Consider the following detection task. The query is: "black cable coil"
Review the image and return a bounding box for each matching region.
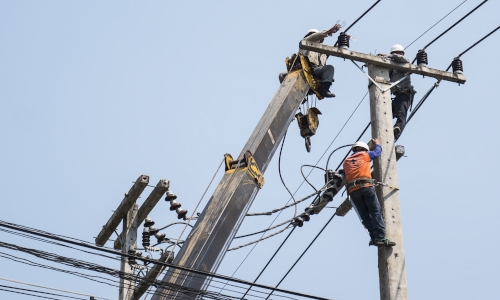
[416,49,428,66]
[337,32,349,49]
[452,57,463,73]
[142,231,150,247]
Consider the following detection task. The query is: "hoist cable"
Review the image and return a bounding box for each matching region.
[405,0,467,50]
[166,157,225,263]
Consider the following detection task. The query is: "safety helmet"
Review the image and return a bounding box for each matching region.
[390,44,405,54]
[352,141,369,151]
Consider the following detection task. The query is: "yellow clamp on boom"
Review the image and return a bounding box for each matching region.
[224,151,265,189]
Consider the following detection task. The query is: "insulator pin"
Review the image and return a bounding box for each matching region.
[416,49,428,67]
[337,32,349,49]
[452,57,463,74]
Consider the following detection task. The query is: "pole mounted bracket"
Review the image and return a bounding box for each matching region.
[224,151,265,189]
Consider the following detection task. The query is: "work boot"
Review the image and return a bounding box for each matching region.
[374,238,396,247]
[369,240,375,246]
[318,82,335,98]
[393,126,401,139]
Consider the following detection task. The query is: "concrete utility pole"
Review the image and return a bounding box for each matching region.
[368,65,407,300]
[119,204,138,300]
[298,40,466,300]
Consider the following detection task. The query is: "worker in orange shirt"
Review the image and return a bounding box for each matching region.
[343,138,396,247]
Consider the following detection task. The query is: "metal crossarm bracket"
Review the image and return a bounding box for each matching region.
[351,60,407,93]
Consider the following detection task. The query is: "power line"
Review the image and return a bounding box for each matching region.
[0,287,71,300]
[0,276,115,300]
[457,24,500,57]
[408,24,500,123]
[405,0,468,49]
[0,220,333,300]
[411,0,488,63]
[265,213,338,300]
[0,284,87,300]
[344,0,381,33]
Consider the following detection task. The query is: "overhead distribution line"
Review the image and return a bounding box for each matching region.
[240,227,296,300]
[0,284,86,300]
[422,0,487,50]
[411,0,488,63]
[408,24,500,123]
[457,24,500,57]
[344,0,381,33]
[0,220,334,300]
[0,277,115,300]
[405,0,467,49]
[265,213,338,300]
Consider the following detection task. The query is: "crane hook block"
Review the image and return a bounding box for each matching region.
[224,151,265,189]
[295,107,322,138]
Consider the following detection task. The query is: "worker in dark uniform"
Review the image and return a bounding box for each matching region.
[377,44,416,140]
[343,139,396,247]
[279,23,342,98]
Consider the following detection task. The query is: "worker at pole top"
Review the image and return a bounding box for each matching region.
[343,139,396,247]
[298,24,341,98]
[377,44,416,140]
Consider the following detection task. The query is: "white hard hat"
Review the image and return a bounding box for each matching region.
[308,29,320,34]
[352,141,369,151]
[390,44,405,54]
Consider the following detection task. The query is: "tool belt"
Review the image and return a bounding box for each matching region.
[346,177,374,191]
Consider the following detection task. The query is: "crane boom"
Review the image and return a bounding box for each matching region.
[150,70,310,300]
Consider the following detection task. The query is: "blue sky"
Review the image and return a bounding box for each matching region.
[1,1,499,299]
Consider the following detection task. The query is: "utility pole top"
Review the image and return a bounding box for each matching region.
[299,40,466,84]
[95,175,149,246]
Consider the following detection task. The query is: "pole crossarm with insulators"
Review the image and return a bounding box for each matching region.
[151,70,310,300]
[299,40,466,84]
[114,179,170,249]
[95,175,149,247]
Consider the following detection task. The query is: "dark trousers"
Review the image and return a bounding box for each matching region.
[350,186,385,240]
[391,92,413,135]
[313,65,334,83]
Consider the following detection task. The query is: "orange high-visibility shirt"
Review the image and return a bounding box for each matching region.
[343,145,381,193]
